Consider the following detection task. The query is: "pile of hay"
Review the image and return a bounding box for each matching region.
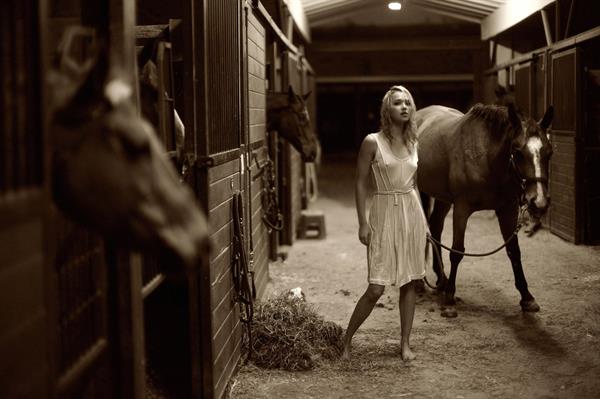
[244,292,344,371]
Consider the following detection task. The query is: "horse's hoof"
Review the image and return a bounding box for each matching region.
[520,299,540,312]
[441,307,458,318]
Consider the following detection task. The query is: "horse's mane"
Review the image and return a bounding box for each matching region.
[462,103,514,139]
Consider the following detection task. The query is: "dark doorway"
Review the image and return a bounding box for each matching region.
[316,81,473,155]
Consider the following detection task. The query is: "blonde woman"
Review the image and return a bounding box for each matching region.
[342,85,429,361]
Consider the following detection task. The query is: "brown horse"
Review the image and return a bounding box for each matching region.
[416,103,553,317]
[50,27,209,270]
[267,86,318,162]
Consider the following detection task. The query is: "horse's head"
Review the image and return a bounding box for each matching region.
[508,104,554,216]
[50,28,209,271]
[139,58,160,127]
[267,86,318,162]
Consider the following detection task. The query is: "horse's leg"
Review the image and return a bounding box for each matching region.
[429,200,452,290]
[441,203,471,318]
[495,205,540,312]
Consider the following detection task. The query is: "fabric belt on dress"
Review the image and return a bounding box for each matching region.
[375,188,414,206]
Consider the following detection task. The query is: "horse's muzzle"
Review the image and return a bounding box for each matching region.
[529,196,550,216]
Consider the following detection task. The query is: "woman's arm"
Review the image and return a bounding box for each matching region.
[355,135,376,245]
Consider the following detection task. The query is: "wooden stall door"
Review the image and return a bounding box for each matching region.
[583,66,600,243]
[43,1,145,398]
[134,20,201,399]
[549,48,582,243]
[0,1,47,398]
[514,61,534,117]
[203,1,245,398]
[279,50,303,245]
[300,58,316,209]
[266,41,282,260]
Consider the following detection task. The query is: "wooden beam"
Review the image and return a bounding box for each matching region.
[304,0,365,16]
[311,36,482,52]
[309,0,387,27]
[416,0,489,18]
[483,25,600,75]
[564,0,576,39]
[540,9,553,45]
[316,74,474,83]
[481,0,555,40]
[411,3,481,24]
[254,1,298,54]
[282,0,311,41]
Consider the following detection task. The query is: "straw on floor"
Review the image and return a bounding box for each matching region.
[244,292,344,371]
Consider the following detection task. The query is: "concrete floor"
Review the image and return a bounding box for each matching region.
[230,156,600,399]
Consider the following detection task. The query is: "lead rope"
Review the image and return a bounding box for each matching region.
[422,204,528,290]
[232,192,255,360]
[251,152,283,232]
[422,151,532,290]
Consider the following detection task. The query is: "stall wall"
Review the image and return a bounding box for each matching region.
[247,8,270,299]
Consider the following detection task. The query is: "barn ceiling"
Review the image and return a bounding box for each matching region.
[301,0,507,27]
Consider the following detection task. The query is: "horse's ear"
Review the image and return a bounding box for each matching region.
[495,85,507,98]
[507,103,521,132]
[140,60,159,90]
[302,91,312,101]
[288,85,300,104]
[539,106,554,130]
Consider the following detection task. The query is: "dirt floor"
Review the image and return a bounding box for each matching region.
[229,156,600,399]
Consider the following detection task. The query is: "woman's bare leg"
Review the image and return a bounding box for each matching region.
[399,280,417,361]
[342,284,385,359]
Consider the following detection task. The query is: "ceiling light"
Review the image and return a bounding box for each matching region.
[388,2,402,11]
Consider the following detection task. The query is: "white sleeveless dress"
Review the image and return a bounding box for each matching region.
[367,132,430,287]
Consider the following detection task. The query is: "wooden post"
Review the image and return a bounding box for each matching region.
[541,9,553,45]
[105,1,145,397]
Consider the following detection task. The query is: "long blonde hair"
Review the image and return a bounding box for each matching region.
[379,85,418,152]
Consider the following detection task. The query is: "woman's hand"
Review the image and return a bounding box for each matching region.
[358,223,371,246]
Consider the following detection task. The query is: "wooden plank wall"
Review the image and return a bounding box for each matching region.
[207,157,242,399]
[247,8,270,299]
[207,8,271,398]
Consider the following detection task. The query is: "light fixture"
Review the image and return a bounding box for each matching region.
[388,2,402,11]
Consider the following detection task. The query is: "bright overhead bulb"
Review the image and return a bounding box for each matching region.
[388,2,402,11]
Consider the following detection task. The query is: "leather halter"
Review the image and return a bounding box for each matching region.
[509,151,548,207]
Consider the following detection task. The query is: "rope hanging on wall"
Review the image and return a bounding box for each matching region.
[232,191,256,359]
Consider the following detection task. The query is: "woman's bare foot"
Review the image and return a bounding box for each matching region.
[401,342,416,361]
[341,345,351,361]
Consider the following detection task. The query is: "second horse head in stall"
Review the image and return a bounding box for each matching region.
[267,86,318,162]
[49,27,209,271]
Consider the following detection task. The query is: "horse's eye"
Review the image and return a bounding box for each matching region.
[513,150,524,161]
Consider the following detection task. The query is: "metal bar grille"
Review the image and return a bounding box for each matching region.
[55,219,106,375]
[0,0,42,194]
[206,0,241,155]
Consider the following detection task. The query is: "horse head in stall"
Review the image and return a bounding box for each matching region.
[49,27,209,271]
[416,102,553,317]
[267,86,318,162]
[137,23,186,167]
